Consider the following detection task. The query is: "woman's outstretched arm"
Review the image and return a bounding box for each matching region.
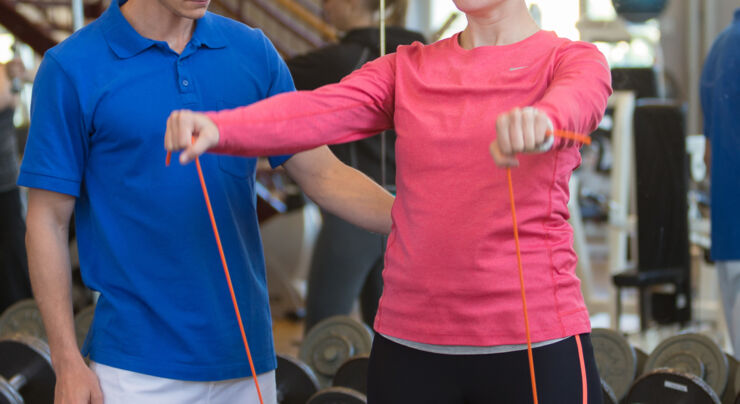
[165,54,397,163]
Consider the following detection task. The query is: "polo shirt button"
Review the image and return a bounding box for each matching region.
[182,79,189,87]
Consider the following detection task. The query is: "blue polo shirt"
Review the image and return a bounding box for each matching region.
[701,9,740,261]
[19,0,294,380]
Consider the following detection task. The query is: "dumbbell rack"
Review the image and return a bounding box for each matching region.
[0,335,55,404]
[594,328,740,404]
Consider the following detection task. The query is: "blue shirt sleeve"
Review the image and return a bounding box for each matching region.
[18,54,89,197]
[261,34,296,169]
[701,27,740,141]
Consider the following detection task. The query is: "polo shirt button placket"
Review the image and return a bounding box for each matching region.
[177,58,198,107]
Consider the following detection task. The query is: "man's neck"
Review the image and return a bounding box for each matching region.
[459,0,539,49]
[120,0,195,54]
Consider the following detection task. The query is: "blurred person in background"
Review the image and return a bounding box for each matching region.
[287,0,425,333]
[701,8,740,359]
[0,52,33,313]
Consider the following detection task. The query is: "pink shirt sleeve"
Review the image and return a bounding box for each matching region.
[532,42,612,148]
[207,54,397,157]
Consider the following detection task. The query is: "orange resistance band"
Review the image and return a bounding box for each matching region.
[576,334,588,404]
[548,129,592,145]
[166,151,265,404]
[506,131,591,404]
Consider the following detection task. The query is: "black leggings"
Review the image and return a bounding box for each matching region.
[367,333,602,404]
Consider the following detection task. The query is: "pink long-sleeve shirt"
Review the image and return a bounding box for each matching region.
[208,30,612,346]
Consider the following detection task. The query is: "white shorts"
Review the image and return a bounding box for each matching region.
[91,362,277,404]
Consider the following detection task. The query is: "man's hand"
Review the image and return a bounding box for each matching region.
[164,110,220,164]
[490,107,553,167]
[53,355,103,404]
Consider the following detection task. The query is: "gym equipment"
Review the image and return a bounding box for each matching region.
[307,387,367,404]
[0,335,55,404]
[591,328,638,400]
[611,67,660,99]
[611,0,669,23]
[333,355,369,395]
[299,316,373,387]
[653,350,706,379]
[736,359,740,397]
[643,333,729,396]
[74,304,95,348]
[723,355,739,404]
[625,369,721,404]
[635,346,649,375]
[0,300,46,341]
[612,101,691,331]
[276,354,320,404]
[601,378,618,404]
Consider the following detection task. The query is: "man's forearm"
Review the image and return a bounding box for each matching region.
[285,147,394,234]
[309,167,394,234]
[26,196,81,367]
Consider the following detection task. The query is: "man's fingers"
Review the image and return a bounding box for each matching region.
[90,385,104,404]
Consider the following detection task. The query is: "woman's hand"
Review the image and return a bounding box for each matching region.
[164,110,220,164]
[490,107,553,167]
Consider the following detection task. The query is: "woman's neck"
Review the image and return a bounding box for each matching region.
[458,1,539,49]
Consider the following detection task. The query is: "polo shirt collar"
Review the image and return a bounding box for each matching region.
[192,11,227,50]
[102,0,226,59]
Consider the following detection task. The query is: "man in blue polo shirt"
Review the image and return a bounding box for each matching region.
[20,0,393,402]
[701,9,740,359]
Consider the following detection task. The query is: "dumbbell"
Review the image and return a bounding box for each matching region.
[1,300,95,348]
[299,316,373,387]
[276,354,320,404]
[333,355,369,395]
[719,355,739,404]
[625,368,721,404]
[591,328,643,401]
[0,300,46,341]
[642,333,729,398]
[0,335,55,404]
[307,387,367,404]
[601,378,618,404]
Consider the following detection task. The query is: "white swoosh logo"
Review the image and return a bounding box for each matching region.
[509,66,528,71]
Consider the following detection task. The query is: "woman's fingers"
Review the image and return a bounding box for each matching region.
[492,107,553,167]
[490,141,519,168]
[164,110,221,164]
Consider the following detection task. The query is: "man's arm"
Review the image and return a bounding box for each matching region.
[283,146,394,235]
[26,188,102,404]
[0,64,16,110]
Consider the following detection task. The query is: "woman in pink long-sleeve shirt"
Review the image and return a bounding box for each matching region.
[166,0,612,402]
